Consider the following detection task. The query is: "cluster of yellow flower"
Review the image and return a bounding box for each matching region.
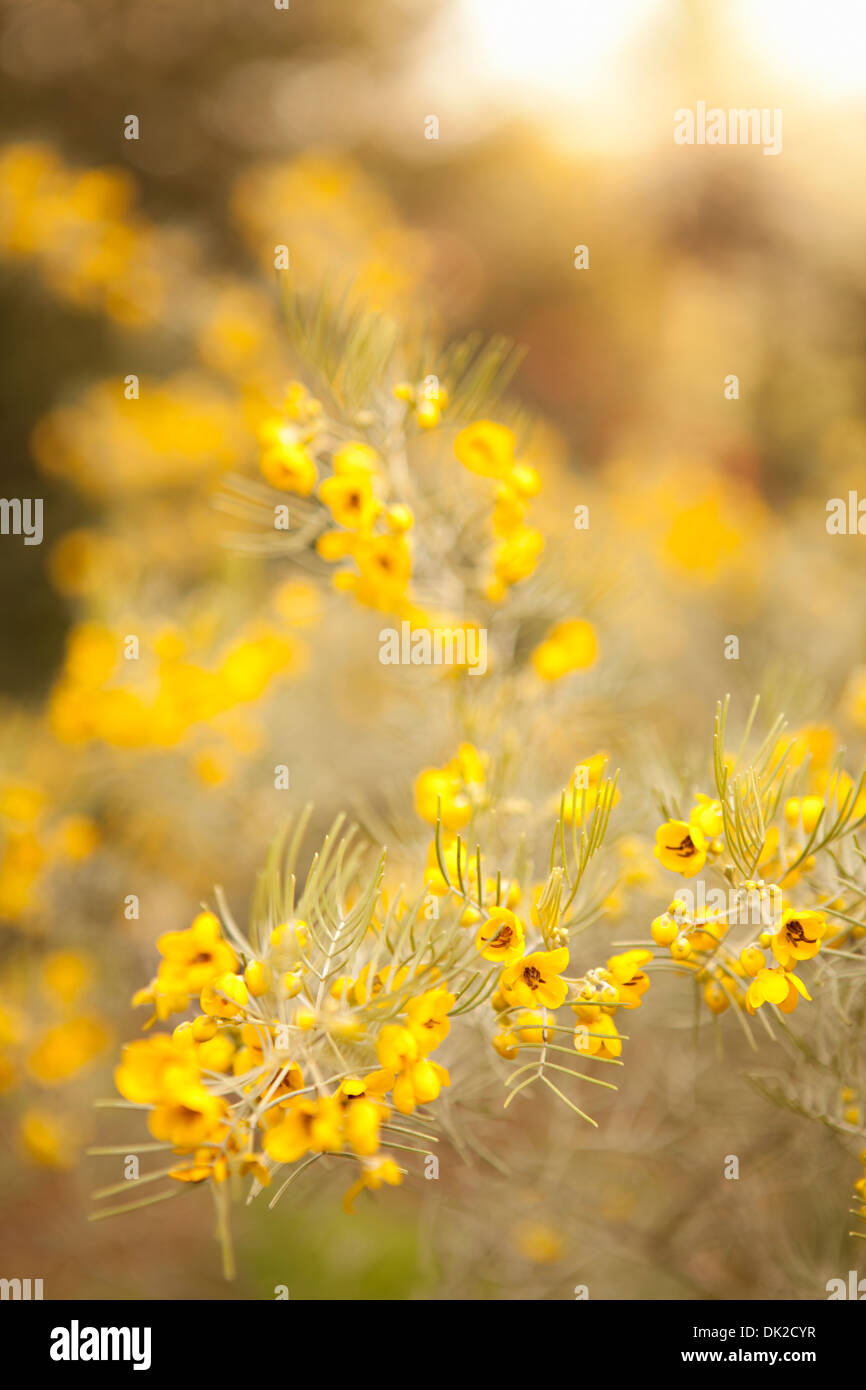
[0,143,180,325]
[255,384,551,621]
[452,420,543,602]
[257,381,416,614]
[0,949,110,1168]
[493,947,651,1068]
[231,153,429,318]
[651,887,825,1018]
[105,730,649,1263]
[650,714,866,1027]
[113,907,460,1225]
[49,621,299,750]
[413,747,649,1113]
[33,376,246,499]
[0,779,99,922]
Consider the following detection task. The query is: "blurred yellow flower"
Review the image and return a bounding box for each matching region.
[19,1110,76,1169]
[455,420,515,479]
[532,618,598,680]
[261,441,318,495]
[27,1016,110,1084]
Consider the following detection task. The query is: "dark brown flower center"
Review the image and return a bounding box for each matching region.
[786,920,815,944]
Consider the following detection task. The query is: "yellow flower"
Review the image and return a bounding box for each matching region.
[493,525,544,587]
[414,742,485,828]
[149,1081,227,1147]
[348,534,412,607]
[514,1010,550,1044]
[156,912,238,995]
[196,1033,236,1072]
[689,794,724,839]
[199,972,249,1019]
[423,835,480,896]
[475,907,525,965]
[260,437,318,494]
[561,753,618,825]
[532,619,598,681]
[651,911,678,946]
[745,967,812,1014]
[572,1004,623,1059]
[19,1109,76,1169]
[603,949,652,1008]
[416,382,448,428]
[54,814,100,861]
[243,960,273,997]
[415,768,470,830]
[703,978,731,1014]
[338,1081,389,1157]
[27,1016,110,1084]
[653,819,707,877]
[376,1024,419,1073]
[514,1221,564,1263]
[0,781,45,823]
[263,1095,343,1163]
[280,380,321,422]
[455,741,486,785]
[739,945,766,977]
[316,529,356,562]
[385,503,414,533]
[493,1028,519,1059]
[454,420,515,478]
[510,462,542,498]
[40,950,92,1005]
[170,1145,267,1186]
[132,978,190,1027]
[784,796,824,834]
[669,935,694,962]
[500,948,569,1010]
[238,1042,303,1102]
[405,988,455,1053]
[770,908,825,969]
[492,485,527,537]
[114,1033,198,1103]
[332,441,378,475]
[392,1058,450,1115]
[350,961,410,1007]
[342,1157,403,1213]
[319,472,379,531]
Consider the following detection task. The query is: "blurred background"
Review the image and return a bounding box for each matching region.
[2,0,866,1299]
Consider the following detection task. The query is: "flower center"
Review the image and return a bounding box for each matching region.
[786,920,814,944]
